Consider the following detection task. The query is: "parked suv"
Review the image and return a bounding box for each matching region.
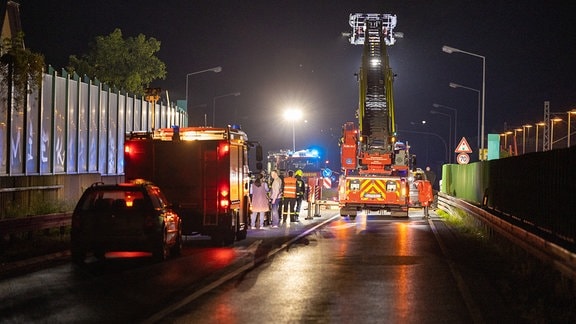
[71,180,182,264]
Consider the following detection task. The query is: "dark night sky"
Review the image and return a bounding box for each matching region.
[17,0,576,172]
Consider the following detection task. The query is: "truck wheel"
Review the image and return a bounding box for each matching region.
[223,228,236,245]
[236,214,247,240]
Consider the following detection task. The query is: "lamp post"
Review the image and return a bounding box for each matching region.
[550,117,562,149]
[283,108,303,151]
[443,46,486,160]
[567,110,576,147]
[501,131,513,152]
[513,128,523,156]
[430,109,452,163]
[522,124,532,154]
[212,92,241,127]
[185,66,222,112]
[449,82,481,149]
[535,122,545,152]
[432,103,457,154]
[399,129,448,163]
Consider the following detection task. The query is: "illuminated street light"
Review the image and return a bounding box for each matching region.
[535,122,545,152]
[501,130,513,152]
[513,128,523,156]
[550,117,562,149]
[283,108,303,151]
[522,124,532,154]
[449,82,480,149]
[185,66,222,112]
[431,109,452,163]
[567,110,576,147]
[443,45,486,160]
[212,92,241,126]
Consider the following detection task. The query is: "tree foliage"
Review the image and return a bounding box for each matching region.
[67,28,166,95]
[0,32,45,111]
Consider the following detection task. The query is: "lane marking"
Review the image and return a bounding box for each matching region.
[143,213,340,323]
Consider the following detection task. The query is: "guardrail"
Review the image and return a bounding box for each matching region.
[437,192,576,282]
[0,213,71,236]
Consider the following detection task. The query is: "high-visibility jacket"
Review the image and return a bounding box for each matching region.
[283,176,297,198]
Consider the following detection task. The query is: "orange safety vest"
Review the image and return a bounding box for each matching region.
[283,176,297,198]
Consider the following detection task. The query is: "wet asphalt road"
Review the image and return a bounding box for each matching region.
[0,207,516,323]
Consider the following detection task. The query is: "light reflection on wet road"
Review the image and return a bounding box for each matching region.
[166,211,474,323]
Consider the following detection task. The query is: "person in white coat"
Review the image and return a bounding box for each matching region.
[250,173,269,229]
[269,170,282,228]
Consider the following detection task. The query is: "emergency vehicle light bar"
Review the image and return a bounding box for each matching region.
[151,127,248,142]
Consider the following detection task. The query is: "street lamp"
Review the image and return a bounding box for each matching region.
[185,66,222,112]
[212,92,241,127]
[501,131,513,152]
[449,82,481,149]
[513,128,523,156]
[432,103,457,154]
[550,117,562,149]
[567,110,576,147]
[399,129,448,163]
[522,124,532,154]
[535,122,545,152]
[443,45,486,160]
[431,109,452,163]
[283,108,303,151]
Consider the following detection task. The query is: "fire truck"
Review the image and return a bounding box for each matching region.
[267,149,322,180]
[124,126,262,245]
[339,13,433,218]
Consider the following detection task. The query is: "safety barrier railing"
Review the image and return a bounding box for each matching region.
[438,192,576,282]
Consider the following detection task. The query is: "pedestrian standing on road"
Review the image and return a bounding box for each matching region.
[269,170,282,228]
[294,169,306,219]
[250,173,269,229]
[282,170,298,222]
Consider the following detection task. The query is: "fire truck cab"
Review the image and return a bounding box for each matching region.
[124,126,262,245]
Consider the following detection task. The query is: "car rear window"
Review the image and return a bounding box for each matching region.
[78,188,146,211]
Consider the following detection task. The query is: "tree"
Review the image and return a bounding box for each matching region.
[67,28,166,95]
[0,32,45,111]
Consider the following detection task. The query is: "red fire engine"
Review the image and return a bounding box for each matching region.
[124,126,262,245]
[339,13,433,218]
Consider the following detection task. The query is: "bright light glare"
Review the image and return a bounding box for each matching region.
[283,108,303,121]
[370,58,381,66]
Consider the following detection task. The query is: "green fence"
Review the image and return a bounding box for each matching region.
[441,146,576,251]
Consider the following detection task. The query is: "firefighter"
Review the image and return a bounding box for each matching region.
[294,169,306,217]
[282,170,298,222]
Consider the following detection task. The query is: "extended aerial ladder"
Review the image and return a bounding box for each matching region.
[339,13,432,217]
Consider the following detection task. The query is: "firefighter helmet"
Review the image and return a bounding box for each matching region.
[294,169,303,177]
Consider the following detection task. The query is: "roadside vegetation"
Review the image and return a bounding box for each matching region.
[0,198,73,265]
[437,208,576,323]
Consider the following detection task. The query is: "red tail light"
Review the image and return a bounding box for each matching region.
[218,142,230,158]
[219,187,229,208]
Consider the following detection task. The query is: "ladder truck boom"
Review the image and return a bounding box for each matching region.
[339,13,433,218]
